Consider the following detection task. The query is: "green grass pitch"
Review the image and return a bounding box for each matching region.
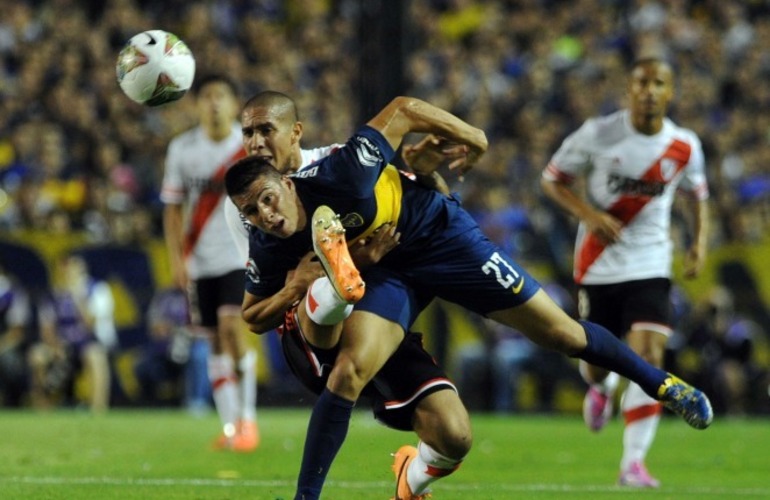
[1,408,768,499]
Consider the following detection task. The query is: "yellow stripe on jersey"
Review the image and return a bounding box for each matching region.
[355,164,403,242]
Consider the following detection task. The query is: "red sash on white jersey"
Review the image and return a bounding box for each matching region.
[575,139,691,283]
[183,147,247,258]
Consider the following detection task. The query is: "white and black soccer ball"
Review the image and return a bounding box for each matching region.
[116,30,196,107]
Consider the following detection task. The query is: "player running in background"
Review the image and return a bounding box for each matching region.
[225,95,713,500]
[541,57,710,487]
[161,74,258,452]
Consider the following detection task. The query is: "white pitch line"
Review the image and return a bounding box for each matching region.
[3,476,770,496]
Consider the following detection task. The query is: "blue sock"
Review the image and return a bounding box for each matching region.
[577,320,668,397]
[295,389,355,500]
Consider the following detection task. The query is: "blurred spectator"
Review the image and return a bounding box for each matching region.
[0,262,32,406]
[0,0,766,245]
[134,287,211,414]
[0,0,769,413]
[27,253,116,412]
[687,286,767,416]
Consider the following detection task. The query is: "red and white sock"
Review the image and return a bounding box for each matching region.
[208,353,241,437]
[305,277,353,326]
[407,441,463,495]
[238,349,257,423]
[620,381,661,470]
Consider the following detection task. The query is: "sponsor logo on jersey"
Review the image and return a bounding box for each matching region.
[184,176,225,192]
[354,136,380,167]
[292,165,319,179]
[607,173,665,197]
[246,258,260,284]
[238,211,253,230]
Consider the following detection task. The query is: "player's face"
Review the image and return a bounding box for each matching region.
[197,82,238,126]
[231,175,302,238]
[628,61,674,121]
[241,105,302,173]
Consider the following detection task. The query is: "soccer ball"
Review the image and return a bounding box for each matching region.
[116,30,196,107]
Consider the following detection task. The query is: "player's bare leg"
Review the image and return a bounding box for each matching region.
[391,390,471,499]
[486,290,712,430]
[616,328,668,487]
[220,309,259,453]
[207,324,241,451]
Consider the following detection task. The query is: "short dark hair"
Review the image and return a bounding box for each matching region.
[192,73,239,97]
[242,91,299,121]
[225,156,283,197]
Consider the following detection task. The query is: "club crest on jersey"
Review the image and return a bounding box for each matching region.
[660,158,677,180]
[246,258,261,284]
[354,136,380,167]
[339,212,365,228]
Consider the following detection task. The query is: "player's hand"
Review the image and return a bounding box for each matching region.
[287,252,325,289]
[683,244,706,279]
[403,135,470,175]
[171,261,190,292]
[350,223,400,268]
[448,143,484,180]
[585,210,622,244]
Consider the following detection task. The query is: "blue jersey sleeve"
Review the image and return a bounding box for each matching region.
[304,126,395,199]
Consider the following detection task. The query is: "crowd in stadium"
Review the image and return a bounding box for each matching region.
[1,0,769,414]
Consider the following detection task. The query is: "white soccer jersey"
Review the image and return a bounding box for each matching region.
[224,144,343,262]
[161,123,247,280]
[543,109,709,285]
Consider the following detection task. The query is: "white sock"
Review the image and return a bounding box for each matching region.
[207,353,241,436]
[620,381,661,470]
[238,350,257,422]
[579,362,620,394]
[407,441,463,495]
[305,277,353,325]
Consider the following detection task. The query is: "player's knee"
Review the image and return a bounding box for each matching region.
[426,415,472,460]
[416,395,473,459]
[443,417,473,459]
[327,353,374,400]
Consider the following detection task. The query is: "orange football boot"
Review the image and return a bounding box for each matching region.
[311,205,365,303]
[391,445,431,500]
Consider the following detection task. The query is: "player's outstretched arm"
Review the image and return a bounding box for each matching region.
[368,97,487,176]
[402,134,460,191]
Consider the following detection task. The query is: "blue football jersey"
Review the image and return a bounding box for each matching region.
[245,126,460,297]
[245,125,541,328]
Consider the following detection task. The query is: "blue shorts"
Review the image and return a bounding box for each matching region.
[356,209,542,331]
